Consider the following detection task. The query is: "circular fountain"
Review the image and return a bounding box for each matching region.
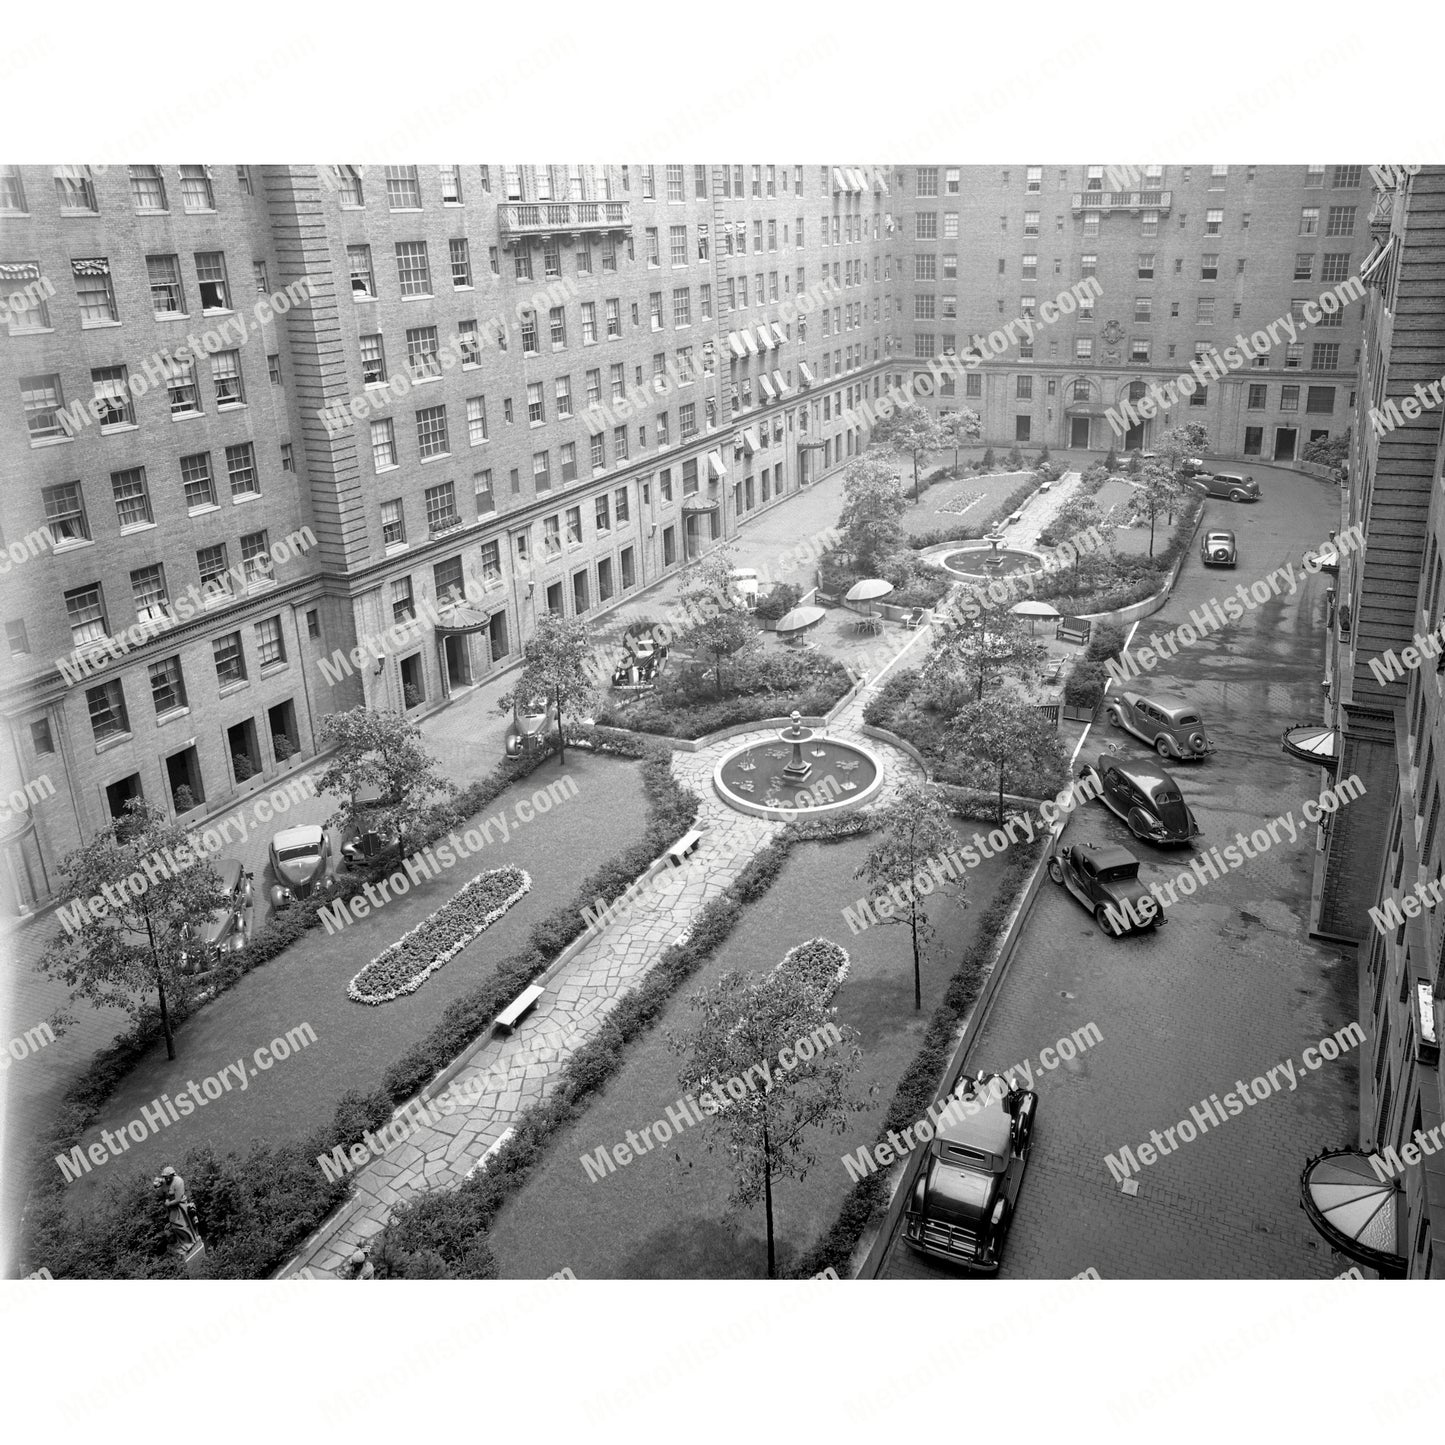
[938,545,1041,581]
[713,711,884,820]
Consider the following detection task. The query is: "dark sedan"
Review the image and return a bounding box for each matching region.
[180,857,254,973]
[1078,752,1202,847]
[1048,841,1164,935]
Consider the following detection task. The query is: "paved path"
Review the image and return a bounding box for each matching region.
[287,652,927,1276]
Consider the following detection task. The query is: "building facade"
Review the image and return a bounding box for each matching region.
[0,161,893,914]
[891,164,1366,460]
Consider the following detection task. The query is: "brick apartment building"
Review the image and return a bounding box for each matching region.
[0,162,896,915]
[890,164,1366,459]
[1309,166,1445,1277]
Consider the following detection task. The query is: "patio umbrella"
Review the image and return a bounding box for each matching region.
[1011,599,1061,635]
[774,605,827,646]
[845,578,895,603]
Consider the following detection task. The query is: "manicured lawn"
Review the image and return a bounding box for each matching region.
[901,470,1033,539]
[60,752,649,1210]
[484,827,1015,1278]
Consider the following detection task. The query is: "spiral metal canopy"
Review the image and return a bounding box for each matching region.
[1282,723,1338,771]
[1299,1149,1407,1277]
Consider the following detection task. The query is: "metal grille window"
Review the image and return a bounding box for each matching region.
[255,617,285,668]
[1326,206,1356,237]
[1321,253,1351,284]
[424,479,459,532]
[1312,343,1341,371]
[195,252,230,310]
[385,166,421,208]
[91,366,134,426]
[1332,165,1362,189]
[450,237,472,288]
[131,564,168,620]
[111,467,152,528]
[360,334,386,384]
[416,404,449,455]
[150,656,188,714]
[197,544,231,596]
[406,326,442,378]
[916,167,939,197]
[65,583,107,645]
[166,358,200,416]
[181,453,215,509]
[226,442,259,497]
[381,498,405,545]
[87,680,128,741]
[212,632,246,685]
[916,295,936,319]
[395,242,432,295]
[72,258,117,324]
[54,165,98,210]
[371,419,397,470]
[212,350,244,406]
[467,395,488,444]
[348,245,375,297]
[129,165,167,211]
[179,165,214,211]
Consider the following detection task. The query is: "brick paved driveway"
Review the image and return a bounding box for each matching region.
[881,464,1360,1279]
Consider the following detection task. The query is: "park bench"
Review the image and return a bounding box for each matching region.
[665,830,703,867]
[493,984,545,1032]
[1056,616,1091,645]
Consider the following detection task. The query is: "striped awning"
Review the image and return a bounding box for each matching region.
[728,332,747,358]
[832,166,848,192]
[773,369,789,396]
[707,449,727,479]
[741,329,759,355]
[798,362,815,387]
[741,427,760,454]
[758,373,777,401]
[755,325,774,350]
[1282,723,1338,770]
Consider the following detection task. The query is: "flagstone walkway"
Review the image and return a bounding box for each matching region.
[283,658,928,1276]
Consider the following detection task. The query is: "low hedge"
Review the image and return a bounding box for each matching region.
[21,733,699,1278]
[1084,621,1128,662]
[1063,659,1109,709]
[906,472,1045,551]
[786,837,1042,1278]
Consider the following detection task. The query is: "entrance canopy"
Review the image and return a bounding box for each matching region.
[1300,1149,1407,1277]
[1282,723,1338,770]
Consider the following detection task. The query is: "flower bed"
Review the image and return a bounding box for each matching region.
[348,866,532,1005]
[776,937,849,997]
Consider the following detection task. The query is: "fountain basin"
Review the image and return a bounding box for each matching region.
[939,547,1042,580]
[713,734,884,820]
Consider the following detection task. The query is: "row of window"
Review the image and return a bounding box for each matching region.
[910,329,1346,372]
[906,165,1363,194]
[0,165,250,216]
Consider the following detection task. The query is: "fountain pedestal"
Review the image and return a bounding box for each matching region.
[780,710,814,781]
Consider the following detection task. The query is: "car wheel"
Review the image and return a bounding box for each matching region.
[1229,490,1247,502]
[1106,706,1123,728]
[1189,731,1207,754]
[1095,904,1118,936]
[1047,857,1064,884]
[1154,736,1172,759]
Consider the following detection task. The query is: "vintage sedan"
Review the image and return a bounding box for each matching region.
[180,858,254,973]
[1200,529,1238,568]
[1106,690,1215,760]
[1187,470,1259,502]
[1048,841,1163,935]
[268,824,332,908]
[1078,752,1202,846]
[904,1071,1035,1272]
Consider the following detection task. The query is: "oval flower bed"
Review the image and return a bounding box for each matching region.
[777,937,849,1000]
[348,866,532,1005]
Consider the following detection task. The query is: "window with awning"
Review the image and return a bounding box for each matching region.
[728,332,747,358]
[773,369,789,396]
[741,329,759,355]
[798,362,815,387]
[755,325,774,350]
[741,427,760,454]
[758,374,777,401]
[706,449,728,479]
[769,322,786,345]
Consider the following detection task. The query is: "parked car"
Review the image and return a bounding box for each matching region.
[1078,752,1202,846]
[180,857,254,973]
[268,823,332,907]
[1187,470,1259,502]
[904,1071,1036,1272]
[1048,841,1163,935]
[1105,690,1215,760]
[1200,529,1238,568]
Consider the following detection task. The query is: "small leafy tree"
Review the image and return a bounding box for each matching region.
[925,590,1047,702]
[938,407,983,472]
[856,783,964,1011]
[317,706,456,855]
[1005,443,1025,470]
[506,612,598,767]
[1104,444,1119,472]
[981,446,996,471]
[838,454,908,574]
[873,403,944,501]
[1136,460,1187,557]
[670,964,869,1278]
[1037,444,1052,468]
[39,799,230,1060]
[949,690,1068,824]
[675,545,762,697]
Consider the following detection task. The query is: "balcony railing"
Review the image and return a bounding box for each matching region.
[1071,190,1172,213]
[498,201,632,240]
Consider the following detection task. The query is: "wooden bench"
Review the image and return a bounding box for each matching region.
[493,984,544,1032]
[1056,616,1092,645]
[665,830,702,867]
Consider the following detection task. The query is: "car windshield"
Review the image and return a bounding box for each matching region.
[1097,865,1139,882]
[276,843,320,862]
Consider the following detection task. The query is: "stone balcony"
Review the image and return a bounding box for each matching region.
[498,200,632,243]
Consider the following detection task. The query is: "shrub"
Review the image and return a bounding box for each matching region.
[1005,444,1025,470]
[1037,444,1051,468]
[981,447,995,470]
[1085,621,1128,661]
[754,582,802,622]
[1064,659,1108,709]
[1104,444,1119,471]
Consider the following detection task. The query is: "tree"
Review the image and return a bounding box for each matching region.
[1104,444,1119,472]
[1135,460,1187,557]
[1154,423,1209,477]
[925,590,1047,703]
[838,454,908,575]
[938,407,983,472]
[39,799,230,1061]
[1005,443,1025,470]
[856,783,964,1011]
[873,403,944,501]
[981,446,996,471]
[506,613,598,767]
[1037,444,1052,468]
[949,689,1067,824]
[670,963,869,1277]
[317,706,455,855]
[675,545,762,697]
